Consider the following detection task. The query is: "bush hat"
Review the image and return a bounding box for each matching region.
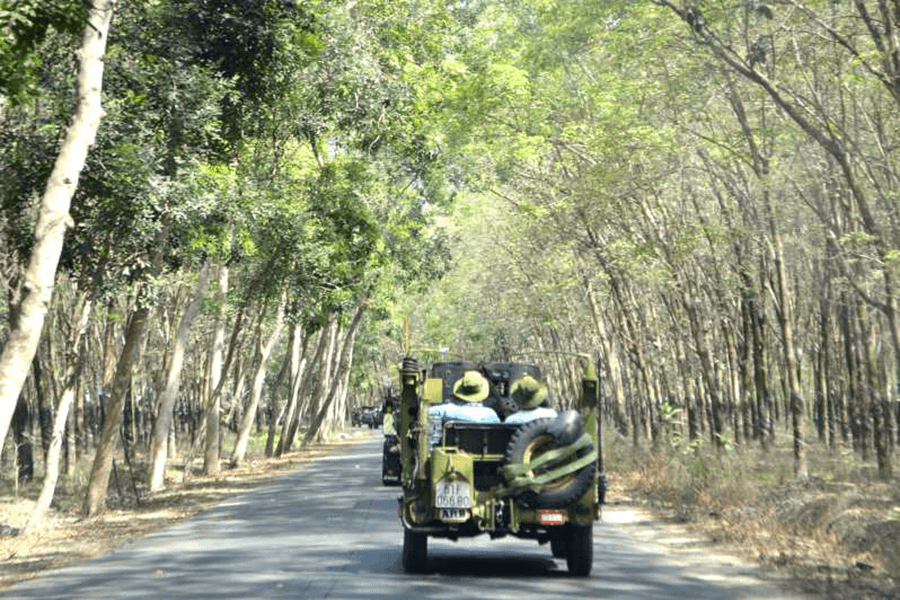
[510,375,548,410]
[452,370,490,402]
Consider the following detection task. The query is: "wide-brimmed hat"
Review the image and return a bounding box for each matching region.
[510,375,547,409]
[452,370,490,402]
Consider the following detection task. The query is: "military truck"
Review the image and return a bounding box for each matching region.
[396,357,601,576]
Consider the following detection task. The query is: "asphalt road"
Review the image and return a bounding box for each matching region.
[2,436,811,600]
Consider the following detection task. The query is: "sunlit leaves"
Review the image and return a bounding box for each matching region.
[0,0,85,99]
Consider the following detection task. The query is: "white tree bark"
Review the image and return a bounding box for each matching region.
[0,0,115,462]
[203,261,229,475]
[148,261,212,491]
[230,295,286,467]
[303,299,366,449]
[24,294,92,531]
[276,322,329,456]
[265,323,303,456]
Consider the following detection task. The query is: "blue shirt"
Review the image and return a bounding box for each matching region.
[428,400,500,444]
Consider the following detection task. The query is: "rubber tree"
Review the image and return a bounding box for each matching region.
[148,261,213,491]
[83,297,150,515]
[0,0,115,463]
[203,260,229,475]
[302,297,367,448]
[655,0,895,478]
[230,294,285,467]
[24,292,92,530]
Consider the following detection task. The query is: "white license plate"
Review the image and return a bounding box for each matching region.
[539,510,566,525]
[435,480,471,508]
[439,508,469,522]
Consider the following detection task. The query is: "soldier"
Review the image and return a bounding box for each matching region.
[504,374,558,423]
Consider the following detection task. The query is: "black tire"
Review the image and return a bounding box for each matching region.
[505,418,596,508]
[402,529,428,573]
[550,536,567,559]
[381,437,401,486]
[566,524,593,576]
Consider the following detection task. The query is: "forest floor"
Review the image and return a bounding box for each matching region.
[0,427,898,599]
[608,431,900,600]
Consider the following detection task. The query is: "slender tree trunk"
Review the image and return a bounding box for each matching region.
[302,299,365,449]
[65,377,77,476]
[858,306,892,477]
[273,325,307,456]
[298,319,338,446]
[204,262,229,475]
[278,324,326,456]
[230,297,285,467]
[148,262,212,491]
[770,218,807,478]
[83,303,149,516]
[32,352,53,463]
[25,294,92,530]
[683,285,725,454]
[842,296,865,454]
[0,1,115,461]
[264,329,294,457]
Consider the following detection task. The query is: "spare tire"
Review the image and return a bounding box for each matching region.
[505,417,596,508]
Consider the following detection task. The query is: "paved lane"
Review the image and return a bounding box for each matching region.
[2,437,809,599]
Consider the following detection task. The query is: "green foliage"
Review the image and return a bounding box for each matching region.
[0,0,85,99]
[0,0,240,301]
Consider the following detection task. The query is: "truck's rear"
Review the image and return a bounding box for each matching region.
[397,358,601,576]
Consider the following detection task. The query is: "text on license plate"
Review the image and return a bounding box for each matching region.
[435,480,471,508]
[439,508,469,522]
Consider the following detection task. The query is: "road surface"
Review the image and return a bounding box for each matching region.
[2,436,810,599]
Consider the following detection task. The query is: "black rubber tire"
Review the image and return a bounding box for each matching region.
[550,536,567,559]
[505,418,596,508]
[402,529,428,573]
[566,524,593,576]
[381,436,401,486]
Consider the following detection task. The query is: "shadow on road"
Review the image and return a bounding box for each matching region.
[1,438,813,600]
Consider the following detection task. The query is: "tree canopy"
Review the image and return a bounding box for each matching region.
[1,0,899,513]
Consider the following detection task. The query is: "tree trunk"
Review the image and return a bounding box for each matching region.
[264,332,292,456]
[858,305,892,478]
[25,294,92,530]
[302,299,365,449]
[32,351,54,464]
[771,219,807,479]
[148,261,212,491]
[230,297,285,467]
[297,318,339,446]
[266,323,303,456]
[0,0,115,461]
[11,394,34,482]
[277,323,327,456]
[83,303,149,515]
[683,284,725,454]
[203,262,229,476]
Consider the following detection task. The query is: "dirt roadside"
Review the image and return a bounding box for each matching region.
[606,486,900,600]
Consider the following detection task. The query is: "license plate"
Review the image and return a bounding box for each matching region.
[539,510,566,525]
[439,508,469,522]
[435,480,471,508]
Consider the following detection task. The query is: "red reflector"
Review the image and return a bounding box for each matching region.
[539,510,565,525]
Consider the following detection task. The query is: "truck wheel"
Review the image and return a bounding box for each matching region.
[402,529,428,573]
[505,418,596,508]
[550,536,567,558]
[566,524,593,576]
